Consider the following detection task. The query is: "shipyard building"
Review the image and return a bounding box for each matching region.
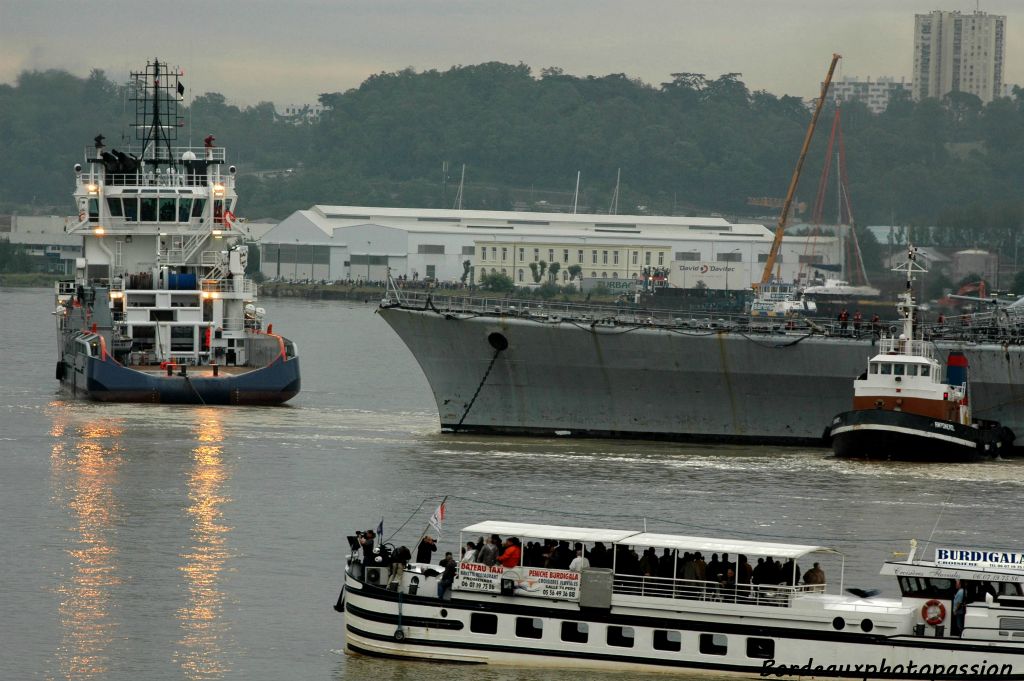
[258,206,842,290]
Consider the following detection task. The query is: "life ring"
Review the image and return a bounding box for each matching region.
[921,599,946,626]
[223,210,236,228]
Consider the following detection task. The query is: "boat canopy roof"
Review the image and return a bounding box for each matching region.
[621,532,838,559]
[460,521,838,559]
[461,521,637,544]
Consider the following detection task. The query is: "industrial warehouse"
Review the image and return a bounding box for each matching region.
[258,205,844,290]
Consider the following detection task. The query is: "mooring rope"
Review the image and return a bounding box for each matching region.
[456,347,503,428]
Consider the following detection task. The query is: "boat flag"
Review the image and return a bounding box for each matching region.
[428,500,446,535]
[177,81,185,100]
[376,517,384,540]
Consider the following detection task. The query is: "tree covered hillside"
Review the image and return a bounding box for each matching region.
[3,62,1024,251]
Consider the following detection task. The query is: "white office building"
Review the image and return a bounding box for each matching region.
[913,10,1006,103]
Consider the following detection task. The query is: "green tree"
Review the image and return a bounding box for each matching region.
[567,264,582,281]
[548,261,561,283]
[480,271,514,292]
[1011,270,1024,295]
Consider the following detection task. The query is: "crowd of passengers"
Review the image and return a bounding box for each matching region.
[455,534,826,589]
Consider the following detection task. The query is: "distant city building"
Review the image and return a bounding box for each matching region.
[913,10,1006,103]
[829,76,912,113]
[0,215,82,274]
[276,102,325,124]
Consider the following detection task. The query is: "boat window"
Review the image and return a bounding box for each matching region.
[653,629,681,652]
[515,617,543,639]
[192,198,206,218]
[214,199,224,224]
[870,363,879,375]
[88,198,99,222]
[907,365,918,376]
[226,199,234,212]
[140,198,157,222]
[123,198,138,222]
[747,637,775,659]
[178,198,193,222]
[898,576,955,599]
[699,633,728,656]
[607,626,634,648]
[470,613,498,635]
[1001,617,1024,631]
[159,198,176,222]
[894,364,905,376]
[560,621,588,643]
[880,364,892,375]
[106,197,123,217]
[920,365,930,377]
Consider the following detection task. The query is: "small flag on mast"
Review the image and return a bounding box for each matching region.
[177,81,185,100]
[428,500,446,535]
[376,517,384,539]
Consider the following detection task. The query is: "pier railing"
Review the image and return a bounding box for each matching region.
[612,574,821,607]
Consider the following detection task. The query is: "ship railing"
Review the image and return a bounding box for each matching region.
[220,317,245,333]
[385,291,815,330]
[201,279,256,296]
[83,145,227,162]
[612,574,821,607]
[877,337,935,357]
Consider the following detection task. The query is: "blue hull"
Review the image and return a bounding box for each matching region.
[60,354,301,405]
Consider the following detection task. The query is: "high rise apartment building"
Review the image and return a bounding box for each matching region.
[913,10,1005,103]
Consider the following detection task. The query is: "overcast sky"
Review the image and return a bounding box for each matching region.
[2,0,1023,107]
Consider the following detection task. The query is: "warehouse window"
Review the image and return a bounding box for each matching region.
[675,252,701,261]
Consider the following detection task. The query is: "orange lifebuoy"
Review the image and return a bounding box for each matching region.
[922,599,946,626]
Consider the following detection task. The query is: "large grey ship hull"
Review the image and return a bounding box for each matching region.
[379,298,1024,447]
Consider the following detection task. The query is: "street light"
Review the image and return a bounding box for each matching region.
[726,248,741,291]
[366,240,371,283]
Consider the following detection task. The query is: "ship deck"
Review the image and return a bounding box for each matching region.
[383,289,1024,344]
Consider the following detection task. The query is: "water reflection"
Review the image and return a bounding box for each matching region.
[176,408,233,679]
[50,405,125,680]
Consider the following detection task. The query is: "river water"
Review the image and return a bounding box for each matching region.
[3,286,1023,681]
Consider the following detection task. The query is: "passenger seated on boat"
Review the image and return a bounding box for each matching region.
[461,541,477,563]
[497,537,522,568]
[706,553,723,582]
[569,547,589,572]
[658,548,674,578]
[640,547,660,576]
[781,558,802,586]
[803,562,826,591]
[475,535,497,566]
[589,542,610,568]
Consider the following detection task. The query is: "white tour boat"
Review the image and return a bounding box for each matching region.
[337,520,1024,679]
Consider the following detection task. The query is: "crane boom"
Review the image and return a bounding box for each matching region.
[758,53,841,287]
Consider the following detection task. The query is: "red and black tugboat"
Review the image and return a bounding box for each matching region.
[53,59,300,404]
[828,248,1010,461]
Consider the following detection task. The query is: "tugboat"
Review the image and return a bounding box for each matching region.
[53,59,300,404]
[828,248,1007,461]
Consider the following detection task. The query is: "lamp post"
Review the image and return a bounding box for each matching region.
[726,248,741,291]
[366,240,371,283]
